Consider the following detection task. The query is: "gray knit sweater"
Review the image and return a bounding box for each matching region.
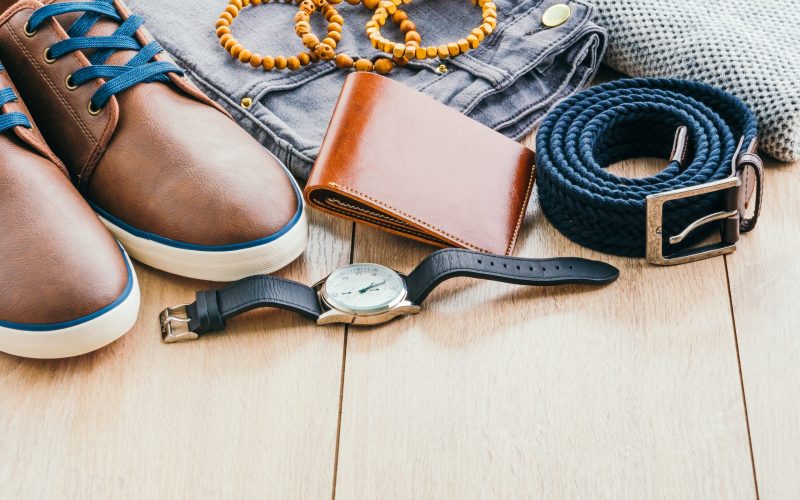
[593,0,800,161]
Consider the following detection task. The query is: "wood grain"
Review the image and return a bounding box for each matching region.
[727,158,800,499]
[1,97,792,498]
[335,152,757,498]
[0,211,351,500]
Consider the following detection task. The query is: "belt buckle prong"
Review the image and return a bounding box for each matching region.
[159,304,198,343]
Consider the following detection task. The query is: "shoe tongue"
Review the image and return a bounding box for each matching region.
[0,68,70,174]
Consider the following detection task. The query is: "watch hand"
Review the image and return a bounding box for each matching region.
[358,281,386,293]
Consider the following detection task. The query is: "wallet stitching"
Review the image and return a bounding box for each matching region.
[324,201,447,244]
[324,183,493,253]
[506,165,536,255]
[327,198,409,226]
[326,198,435,239]
[321,197,445,243]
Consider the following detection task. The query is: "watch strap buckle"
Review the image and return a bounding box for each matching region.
[159,304,198,343]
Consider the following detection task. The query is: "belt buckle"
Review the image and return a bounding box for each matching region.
[645,176,741,265]
[645,136,753,266]
[159,304,198,343]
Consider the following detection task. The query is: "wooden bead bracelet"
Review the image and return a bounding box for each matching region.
[368,0,496,61]
[215,0,497,74]
[217,0,316,71]
[295,0,397,73]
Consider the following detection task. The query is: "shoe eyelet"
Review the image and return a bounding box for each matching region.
[87,101,102,116]
[65,74,78,91]
[23,21,37,37]
[43,48,56,64]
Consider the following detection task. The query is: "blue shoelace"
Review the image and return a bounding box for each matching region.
[0,63,32,134]
[27,0,183,112]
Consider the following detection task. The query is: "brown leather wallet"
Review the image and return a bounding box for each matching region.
[304,73,536,256]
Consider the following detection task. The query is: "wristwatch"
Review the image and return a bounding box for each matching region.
[159,249,619,343]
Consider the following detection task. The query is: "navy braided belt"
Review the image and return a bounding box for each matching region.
[536,78,764,265]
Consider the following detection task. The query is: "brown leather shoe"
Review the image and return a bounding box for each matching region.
[0,61,139,359]
[0,0,308,281]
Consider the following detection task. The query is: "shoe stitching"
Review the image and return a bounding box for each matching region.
[6,21,98,146]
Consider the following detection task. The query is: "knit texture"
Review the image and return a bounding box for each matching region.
[536,78,757,257]
[593,0,800,161]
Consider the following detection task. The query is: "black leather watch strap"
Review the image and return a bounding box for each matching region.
[404,248,619,305]
[186,275,322,335]
[170,250,618,339]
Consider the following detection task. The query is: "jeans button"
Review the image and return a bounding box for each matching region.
[542,3,571,27]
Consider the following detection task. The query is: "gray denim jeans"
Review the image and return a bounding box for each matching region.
[127,0,606,180]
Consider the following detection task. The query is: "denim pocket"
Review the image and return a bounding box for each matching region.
[128,0,606,179]
[417,0,607,139]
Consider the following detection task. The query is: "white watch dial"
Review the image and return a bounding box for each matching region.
[322,264,407,315]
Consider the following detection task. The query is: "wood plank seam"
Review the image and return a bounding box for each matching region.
[724,254,761,500]
[333,153,758,498]
[331,223,357,500]
[331,326,350,500]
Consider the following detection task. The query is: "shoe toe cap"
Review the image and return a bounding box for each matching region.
[0,163,133,327]
[90,107,302,247]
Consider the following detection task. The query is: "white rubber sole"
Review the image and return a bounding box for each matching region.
[0,253,141,359]
[98,207,309,282]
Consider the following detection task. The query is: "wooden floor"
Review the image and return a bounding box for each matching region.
[2,123,799,499]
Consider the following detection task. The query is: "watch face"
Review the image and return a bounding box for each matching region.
[321,263,407,315]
